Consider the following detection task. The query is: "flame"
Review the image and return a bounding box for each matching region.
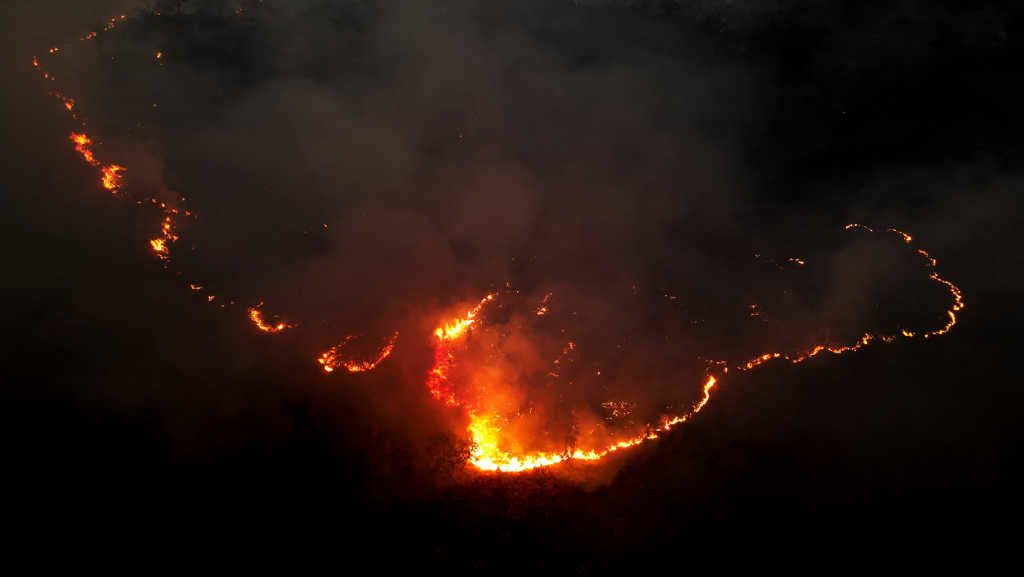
[434,293,495,341]
[464,375,719,472]
[888,228,913,243]
[32,11,967,474]
[42,8,301,344]
[69,132,98,166]
[101,164,124,192]
[428,225,965,473]
[536,292,553,316]
[427,294,497,407]
[248,303,293,334]
[318,332,400,373]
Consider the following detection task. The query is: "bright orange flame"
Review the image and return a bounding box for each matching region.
[428,225,965,473]
[69,132,98,166]
[426,294,497,407]
[31,13,967,475]
[101,164,124,192]
[248,303,293,334]
[318,332,400,373]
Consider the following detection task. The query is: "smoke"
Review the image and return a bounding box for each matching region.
[2,0,1021,490]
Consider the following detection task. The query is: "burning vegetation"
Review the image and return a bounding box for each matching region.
[29,5,966,476]
[418,224,964,472]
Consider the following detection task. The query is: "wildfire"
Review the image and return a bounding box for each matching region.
[148,215,178,260]
[427,225,965,473]
[317,332,400,373]
[69,133,98,165]
[434,293,495,341]
[248,303,293,334]
[41,10,299,341]
[536,292,553,316]
[464,375,719,472]
[31,10,967,476]
[101,164,125,192]
[427,294,497,407]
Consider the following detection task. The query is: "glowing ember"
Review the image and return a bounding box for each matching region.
[427,294,497,407]
[39,10,287,337]
[31,10,967,476]
[101,164,124,192]
[317,332,400,373]
[69,133,98,166]
[248,303,293,334]
[149,238,167,254]
[427,225,965,473]
[536,292,553,316]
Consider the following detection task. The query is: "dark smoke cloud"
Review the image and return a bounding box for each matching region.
[2,0,1022,528]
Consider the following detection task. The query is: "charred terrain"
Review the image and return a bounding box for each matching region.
[2,0,1022,570]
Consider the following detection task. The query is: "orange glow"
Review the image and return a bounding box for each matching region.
[148,215,178,260]
[888,228,913,243]
[318,332,400,373]
[30,12,966,475]
[69,132,98,166]
[844,223,874,232]
[101,164,124,192]
[427,294,497,406]
[427,224,966,473]
[248,303,293,334]
[536,292,553,316]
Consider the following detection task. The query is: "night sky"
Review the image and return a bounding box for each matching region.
[2,0,1022,569]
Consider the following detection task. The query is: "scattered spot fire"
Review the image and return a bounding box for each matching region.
[30,8,966,475]
[248,303,294,334]
[318,332,400,374]
[422,226,964,473]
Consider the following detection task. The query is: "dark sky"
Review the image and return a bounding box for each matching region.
[1,0,1022,569]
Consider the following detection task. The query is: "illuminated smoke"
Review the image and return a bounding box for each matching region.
[424,226,965,472]
[29,6,967,475]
